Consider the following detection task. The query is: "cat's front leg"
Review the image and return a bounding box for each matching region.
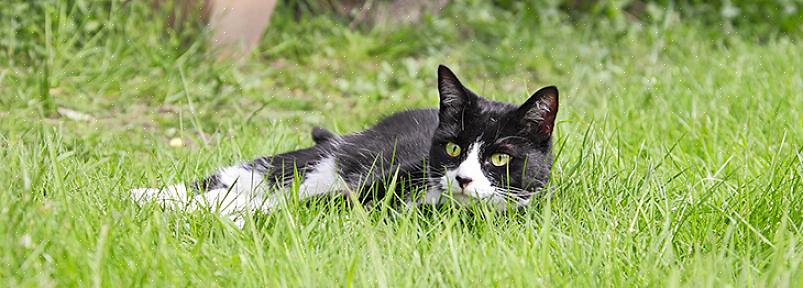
[130,152,347,226]
[130,165,270,212]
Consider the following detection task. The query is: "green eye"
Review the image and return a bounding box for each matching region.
[445,142,461,157]
[490,153,510,166]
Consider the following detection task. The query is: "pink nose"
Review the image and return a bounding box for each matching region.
[455,175,472,189]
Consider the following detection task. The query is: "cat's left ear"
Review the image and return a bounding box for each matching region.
[437,65,473,122]
[516,86,559,136]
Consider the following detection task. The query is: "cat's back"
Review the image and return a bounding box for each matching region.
[335,109,439,186]
[340,108,438,153]
[365,108,439,139]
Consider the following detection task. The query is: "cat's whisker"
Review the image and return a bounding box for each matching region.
[492,188,532,202]
[493,187,526,194]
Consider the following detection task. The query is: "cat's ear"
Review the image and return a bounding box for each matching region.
[516,86,559,136]
[437,65,472,121]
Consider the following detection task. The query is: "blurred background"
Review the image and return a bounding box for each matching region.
[161,0,803,59]
[0,0,801,146]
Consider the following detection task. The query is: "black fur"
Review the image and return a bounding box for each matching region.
[311,127,338,144]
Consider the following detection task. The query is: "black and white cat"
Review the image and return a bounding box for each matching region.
[131,65,559,225]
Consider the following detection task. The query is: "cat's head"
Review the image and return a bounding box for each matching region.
[428,65,558,209]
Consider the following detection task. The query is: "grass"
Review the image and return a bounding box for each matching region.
[1,1,802,286]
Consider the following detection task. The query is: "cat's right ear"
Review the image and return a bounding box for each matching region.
[438,65,471,121]
[515,86,559,137]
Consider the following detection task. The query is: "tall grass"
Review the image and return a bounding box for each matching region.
[1,1,801,286]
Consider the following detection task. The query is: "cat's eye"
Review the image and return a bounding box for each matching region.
[490,153,510,166]
[445,142,461,157]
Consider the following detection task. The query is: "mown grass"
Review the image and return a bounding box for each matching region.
[1,1,802,287]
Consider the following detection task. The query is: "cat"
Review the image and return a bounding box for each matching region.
[130,65,559,226]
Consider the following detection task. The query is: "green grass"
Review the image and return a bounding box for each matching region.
[2,1,802,287]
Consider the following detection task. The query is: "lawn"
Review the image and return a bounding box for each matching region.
[1,1,801,287]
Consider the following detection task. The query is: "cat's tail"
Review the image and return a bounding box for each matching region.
[311,127,338,144]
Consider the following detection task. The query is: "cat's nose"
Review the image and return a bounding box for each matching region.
[455,175,472,189]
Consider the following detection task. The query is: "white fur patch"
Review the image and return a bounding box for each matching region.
[218,166,267,196]
[440,142,496,200]
[193,166,272,225]
[298,156,346,198]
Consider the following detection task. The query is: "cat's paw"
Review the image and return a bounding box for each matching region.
[130,187,161,204]
[129,184,189,208]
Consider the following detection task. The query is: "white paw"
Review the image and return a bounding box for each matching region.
[129,184,189,209]
[130,187,161,203]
